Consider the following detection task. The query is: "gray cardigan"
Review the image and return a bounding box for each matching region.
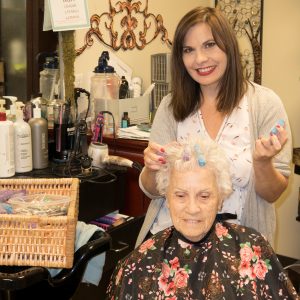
[136,82,292,247]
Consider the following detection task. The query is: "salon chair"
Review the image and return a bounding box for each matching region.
[0,230,111,300]
[284,260,300,295]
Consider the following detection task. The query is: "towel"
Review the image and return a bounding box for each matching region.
[48,221,106,286]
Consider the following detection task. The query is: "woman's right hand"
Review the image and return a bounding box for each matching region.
[143,141,166,171]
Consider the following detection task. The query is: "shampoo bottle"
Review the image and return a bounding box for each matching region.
[14,103,33,173]
[28,99,48,169]
[0,111,15,177]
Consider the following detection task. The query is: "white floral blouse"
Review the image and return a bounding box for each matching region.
[177,96,252,223]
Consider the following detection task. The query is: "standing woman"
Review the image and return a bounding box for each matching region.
[136,6,292,247]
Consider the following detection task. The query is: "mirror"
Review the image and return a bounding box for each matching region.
[0,0,58,101]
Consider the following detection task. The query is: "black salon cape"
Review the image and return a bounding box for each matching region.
[106,221,298,299]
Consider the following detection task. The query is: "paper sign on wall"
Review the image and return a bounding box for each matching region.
[46,0,89,32]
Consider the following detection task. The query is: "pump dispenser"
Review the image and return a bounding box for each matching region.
[14,103,33,173]
[16,101,25,118]
[28,99,48,169]
[90,51,120,135]
[5,96,18,122]
[0,111,15,177]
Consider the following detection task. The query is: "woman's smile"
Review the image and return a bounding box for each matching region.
[183,218,201,224]
[196,65,216,76]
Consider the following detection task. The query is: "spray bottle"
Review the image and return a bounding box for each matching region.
[5,96,18,122]
[14,102,33,173]
[0,104,15,177]
[28,99,48,169]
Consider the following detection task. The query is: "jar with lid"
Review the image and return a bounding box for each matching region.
[39,56,59,102]
[90,51,120,135]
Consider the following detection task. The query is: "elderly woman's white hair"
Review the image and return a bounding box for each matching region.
[156,137,233,200]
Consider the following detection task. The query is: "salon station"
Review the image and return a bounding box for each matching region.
[0,0,299,299]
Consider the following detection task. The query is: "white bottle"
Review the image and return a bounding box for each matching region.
[5,96,18,122]
[28,100,48,169]
[0,111,15,177]
[131,77,142,98]
[14,104,33,173]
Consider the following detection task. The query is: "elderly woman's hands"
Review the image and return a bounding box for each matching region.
[253,123,288,162]
[143,141,167,171]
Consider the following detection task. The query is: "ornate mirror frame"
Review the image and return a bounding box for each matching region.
[76,0,172,55]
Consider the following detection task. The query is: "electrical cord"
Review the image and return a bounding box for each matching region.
[54,109,141,182]
[53,118,118,184]
[98,110,118,156]
[98,111,143,173]
[132,161,143,173]
[99,110,116,140]
[51,154,118,184]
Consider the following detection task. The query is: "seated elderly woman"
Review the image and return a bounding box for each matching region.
[106,138,298,299]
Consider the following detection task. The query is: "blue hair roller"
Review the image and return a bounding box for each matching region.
[194,144,206,167]
[270,119,285,135]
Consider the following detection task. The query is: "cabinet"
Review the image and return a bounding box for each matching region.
[103,136,150,217]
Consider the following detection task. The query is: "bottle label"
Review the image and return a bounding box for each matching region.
[41,132,46,150]
[121,119,128,128]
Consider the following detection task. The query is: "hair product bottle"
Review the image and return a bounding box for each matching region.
[28,99,48,169]
[14,103,33,173]
[0,111,15,177]
[121,112,130,128]
[119,76,129,99]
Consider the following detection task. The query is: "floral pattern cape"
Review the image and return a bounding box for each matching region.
[106,221,298,299]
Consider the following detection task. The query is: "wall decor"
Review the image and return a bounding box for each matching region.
[76,0,172,55]
[215,0,263,84]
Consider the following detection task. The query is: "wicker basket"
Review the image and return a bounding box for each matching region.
[0,178,79,268]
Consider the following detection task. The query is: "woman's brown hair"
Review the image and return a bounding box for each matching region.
[170,6,248,121]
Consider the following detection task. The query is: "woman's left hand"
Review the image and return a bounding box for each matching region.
[253,124,288,162]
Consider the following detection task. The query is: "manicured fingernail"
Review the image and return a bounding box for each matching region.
[160,148,165,153]
[158,157,166,164]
